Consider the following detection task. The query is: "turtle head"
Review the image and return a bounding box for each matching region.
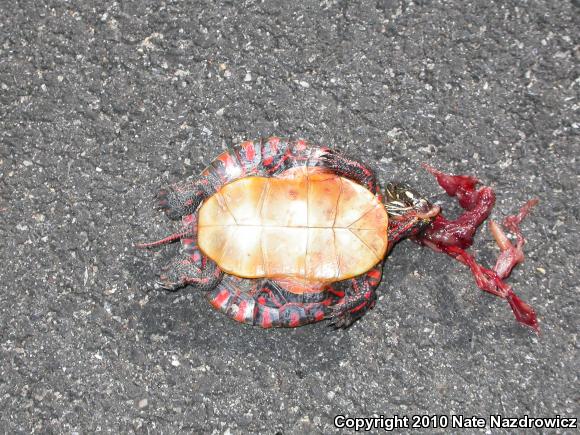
[385,183,440,241]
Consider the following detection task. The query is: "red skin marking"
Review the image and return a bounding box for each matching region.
[351,301,368,313]
[327,287,345,298]
[367,269,381,280]
[263,156,274,166]
[290,312,300,327]
[315,311,325,322]
[210,289,230,309]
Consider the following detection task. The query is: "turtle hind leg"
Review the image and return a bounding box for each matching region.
[157,240,223,291]
[155,140,266,220]
[326,266,382,328]
[415,164,539,332]
[155,179,209,220]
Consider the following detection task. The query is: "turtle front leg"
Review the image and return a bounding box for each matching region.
[312,149,380,194]
[326,266,383,328]
[415,164,539,332]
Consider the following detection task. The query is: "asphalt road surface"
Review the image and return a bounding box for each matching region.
[1,0,578,433]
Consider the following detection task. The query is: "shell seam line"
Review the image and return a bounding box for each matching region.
[348,228,381,261]
[258,179,270,275]
[305,169,310,275]
[347,203,386,230]
[219,191,239,225]
[331,176,343,229]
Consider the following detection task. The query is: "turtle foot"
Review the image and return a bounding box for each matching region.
[155,186,190,220]
[154,181,206,220]
[156,254,223,292]
[326,291,377,329]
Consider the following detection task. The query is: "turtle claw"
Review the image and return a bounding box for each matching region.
[155,263,188,291]
[154,254,223,293]
[155,276,183,291]
[154,188,171,211]
[326,304,356,329]
[152,184,205,220]
[152,186,183,219]
[327,312,353,329]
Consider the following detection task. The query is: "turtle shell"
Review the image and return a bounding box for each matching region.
[197,167,388,283]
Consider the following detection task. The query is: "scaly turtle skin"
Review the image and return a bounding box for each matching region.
[138,137,539,331]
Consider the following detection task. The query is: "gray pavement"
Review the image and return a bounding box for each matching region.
[0,0,578,433]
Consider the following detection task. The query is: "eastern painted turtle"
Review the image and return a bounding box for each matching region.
[138,137,539,332]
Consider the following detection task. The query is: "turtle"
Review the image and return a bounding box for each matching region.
[138,137,539,332]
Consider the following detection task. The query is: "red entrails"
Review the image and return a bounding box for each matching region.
[414,164,540,333]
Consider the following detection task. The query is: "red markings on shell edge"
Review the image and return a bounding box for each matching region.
[234,300,248,322]
[294,139,307,152]
[218,151,235,169]
[242,141,255,161]
[367,268,381,280]
[211,289,230,309]
[315,310,325,321]
[290,312,300,327]
[268,137,280,152]
[261,308,272,328]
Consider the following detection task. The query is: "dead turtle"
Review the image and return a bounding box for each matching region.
[138,137,539,331]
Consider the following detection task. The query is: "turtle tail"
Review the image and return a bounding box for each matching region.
[135,231,187,249]
[136,214,197,249]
